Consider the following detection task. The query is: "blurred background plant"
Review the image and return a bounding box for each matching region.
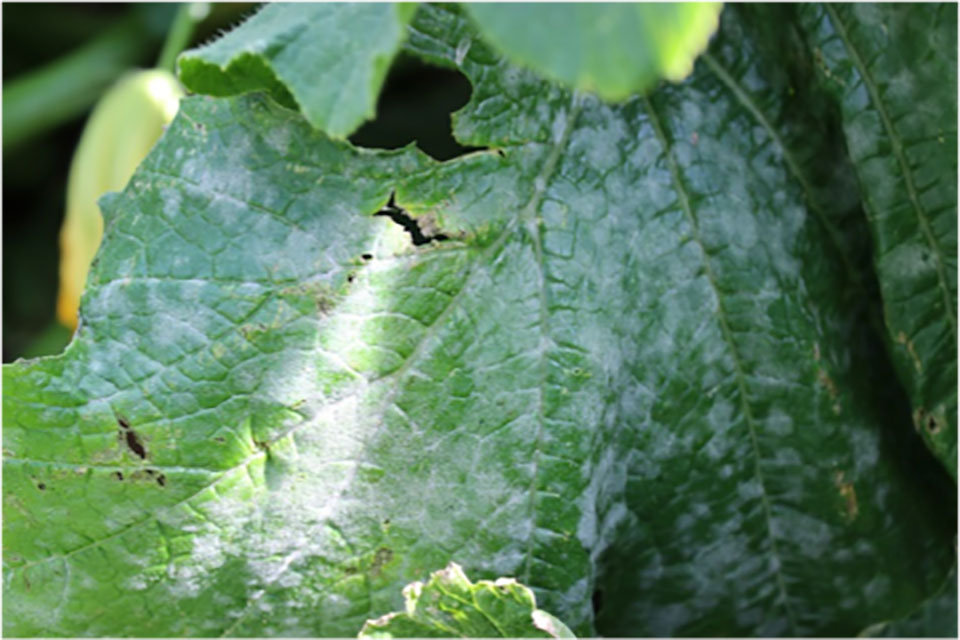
[4,2,238,361]
[2,2,477,363]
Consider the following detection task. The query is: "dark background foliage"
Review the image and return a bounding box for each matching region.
[2,2,476,362]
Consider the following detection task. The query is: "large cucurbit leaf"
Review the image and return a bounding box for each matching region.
[177,3,416,138]
[798,3,958,479]
[3,4,955,637]
[464,2,723,101]
[358,563,574,638]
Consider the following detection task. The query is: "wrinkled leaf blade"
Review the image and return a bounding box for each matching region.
[3,4,955,638]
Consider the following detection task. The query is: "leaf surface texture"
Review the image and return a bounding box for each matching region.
[3,4,955,637]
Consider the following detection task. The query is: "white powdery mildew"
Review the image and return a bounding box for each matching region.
[125,575,149,592]
[161,186,183,221]
[189,532,229,571]
[264,124,292,156]
[159,390,378,626]
[576,447,626,553]
[166,561,206,598]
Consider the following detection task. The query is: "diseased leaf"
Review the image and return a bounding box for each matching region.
[59,70,183,330]
[464,2,723,101]
[859,566,958,638]
[358,562,575,638]
[3,4,955,638]
[799,3,958,479]
[177,3,416,138]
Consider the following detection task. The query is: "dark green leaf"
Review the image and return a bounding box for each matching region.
[799,3,958,479]
[860,565,958,637]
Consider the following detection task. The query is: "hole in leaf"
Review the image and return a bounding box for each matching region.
[36,482,46,491]
[156,473,167,487]
[375,192,449,246]
[361,253,373,261]
[113,471,123,481]
[349,53,484,161]
[117,416,147,459]
[592,588,604,614]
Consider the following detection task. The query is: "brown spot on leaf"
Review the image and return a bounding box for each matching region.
[833,470,858,522]
[817,369,837,398]
[895,331,922,372]
[914,406,945,436]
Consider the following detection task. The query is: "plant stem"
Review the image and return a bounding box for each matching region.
[156,3,208,73]
[3,16,154,153]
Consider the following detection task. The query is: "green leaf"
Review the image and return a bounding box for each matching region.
[3,4,955,637]
[799,3,958,479]
[860,565,958,637]
[464,2,723,101]
[358,563,575,638]
[177,3,416,138]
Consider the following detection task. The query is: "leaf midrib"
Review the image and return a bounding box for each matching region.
[701,53,863,290]
[823,3,957,343]
[523,95,583,585]
[642,94,799,634]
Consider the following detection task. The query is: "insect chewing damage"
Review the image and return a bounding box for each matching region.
[374,192,450,247]
[112,468,167,486]
[114,414,167,486]
[832,470,858,522]
[117,415,147,459]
